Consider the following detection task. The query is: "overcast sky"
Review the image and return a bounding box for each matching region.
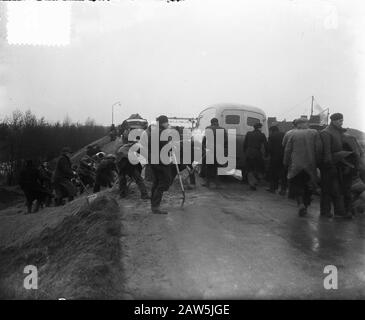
[0,0,364,130]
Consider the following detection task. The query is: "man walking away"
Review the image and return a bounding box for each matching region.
[202,118,227,188]
[19,160,51,214]
[320,113,353,219]
[283,118,322,217]
[267,126,287,195]
[243,122,268,190]
[282,119,298,148]
[282,119,299,199]
[149,115,171,214]
[53,147,77,206]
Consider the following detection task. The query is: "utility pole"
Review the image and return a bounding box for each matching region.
[310,95,314,118]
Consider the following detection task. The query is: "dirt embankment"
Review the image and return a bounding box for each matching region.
[0,186,24,211]
[0,135,128,299]
[0,193,125,299]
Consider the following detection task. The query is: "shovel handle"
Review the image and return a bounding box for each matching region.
[172,151,186,207]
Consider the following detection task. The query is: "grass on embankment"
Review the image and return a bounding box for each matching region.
[0,193,125,299]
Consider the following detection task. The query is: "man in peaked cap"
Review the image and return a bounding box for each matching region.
[320,112,352,219]
[330,113,344,122]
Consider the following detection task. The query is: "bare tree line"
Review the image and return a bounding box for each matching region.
[0,110,107,185]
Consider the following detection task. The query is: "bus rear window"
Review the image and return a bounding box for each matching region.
[247,117,260,126]
[225,115,240,124]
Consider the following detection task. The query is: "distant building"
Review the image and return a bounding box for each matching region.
[268,115,324,133]
[309,115,320,123]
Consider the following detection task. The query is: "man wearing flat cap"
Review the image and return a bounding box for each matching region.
[320,113,352,219]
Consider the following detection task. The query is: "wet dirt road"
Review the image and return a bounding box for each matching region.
[119,181,365,299]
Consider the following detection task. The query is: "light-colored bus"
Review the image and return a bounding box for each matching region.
[193,103,268,170]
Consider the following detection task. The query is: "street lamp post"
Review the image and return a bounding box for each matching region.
[111,101,121,125]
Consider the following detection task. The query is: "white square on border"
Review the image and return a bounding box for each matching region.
[7,1,71,46]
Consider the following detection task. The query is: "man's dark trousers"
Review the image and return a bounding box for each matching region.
[150,164,171,209]
[119,168,148,196]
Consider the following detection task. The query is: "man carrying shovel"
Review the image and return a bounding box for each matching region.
[148,115,172,215]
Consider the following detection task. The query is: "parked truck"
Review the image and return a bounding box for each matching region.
[192,103,268,171]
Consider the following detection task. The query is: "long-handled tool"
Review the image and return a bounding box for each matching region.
[172,150,186,207]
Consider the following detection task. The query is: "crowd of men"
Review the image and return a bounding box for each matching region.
[242,113,364,219]
[17,115,171,214]
[18,112,364,220]
[18,147,111,213]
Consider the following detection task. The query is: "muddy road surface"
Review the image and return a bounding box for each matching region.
[119,179,365,299]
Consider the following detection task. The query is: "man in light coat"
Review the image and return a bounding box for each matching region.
[283,118,322,216]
